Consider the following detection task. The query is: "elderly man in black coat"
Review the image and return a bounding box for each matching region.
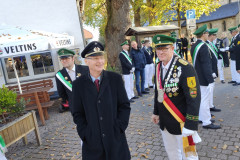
[72,41,131,160]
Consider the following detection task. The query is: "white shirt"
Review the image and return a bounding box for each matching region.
[66,65,76,81]
[123,49,129,55]
[161,55,173,79]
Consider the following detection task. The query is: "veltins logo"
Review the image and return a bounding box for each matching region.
[0,48,3,55]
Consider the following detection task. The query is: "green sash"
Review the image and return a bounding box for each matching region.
[121,51,132,65]
[56,72,72,91]
[192,42,205,67]
[205,42,218,60]
[174,49,181,58]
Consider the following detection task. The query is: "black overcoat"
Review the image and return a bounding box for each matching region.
[72,70,131,160]
[55,65,89,110]
[229,34,240,70]
[206,41,218,77]
[153,56,201,135]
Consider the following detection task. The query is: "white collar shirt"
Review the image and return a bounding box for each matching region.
[66,65,76,81]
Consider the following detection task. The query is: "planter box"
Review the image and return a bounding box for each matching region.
[0,111,41,147]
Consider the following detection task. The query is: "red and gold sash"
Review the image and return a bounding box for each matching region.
[157,62,197,157]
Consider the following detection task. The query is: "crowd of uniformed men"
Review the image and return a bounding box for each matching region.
[54,23,240,160]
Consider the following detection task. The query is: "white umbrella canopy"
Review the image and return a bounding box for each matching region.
[0,25,74,93]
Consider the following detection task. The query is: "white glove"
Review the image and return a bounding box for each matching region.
[182,127,195,137]
[212,73,217,79]
[225,47,229,51]
[220,48,225,52]
[207,82,214,93]
[131,67,135,72]
[182,127,202,143]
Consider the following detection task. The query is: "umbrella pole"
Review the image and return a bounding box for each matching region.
[11,57,22,94]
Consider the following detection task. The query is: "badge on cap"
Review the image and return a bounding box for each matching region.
[94,47,101,52]
[157,37,161,40]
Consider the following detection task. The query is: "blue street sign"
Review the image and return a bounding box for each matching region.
[186,10,196,19]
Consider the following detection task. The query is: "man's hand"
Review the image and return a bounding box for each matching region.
[151,114,159,124]
[238,70,240,74]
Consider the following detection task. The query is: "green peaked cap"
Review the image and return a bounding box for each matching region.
[57,48,75,57]
[170,32,177,38]
[153,34,176,47]
[193,24,208,35]
[209,28,218,35]
[120,41,129,46]
[228,26,238,32]
[238,24,240,28]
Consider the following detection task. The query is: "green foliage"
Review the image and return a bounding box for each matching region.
[106,64,121,74]
[0,85,28,122]
[0,85,17,115]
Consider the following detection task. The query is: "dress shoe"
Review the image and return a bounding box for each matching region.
[129,99,135,103]
[210,106,221,112]
[228,81,236,84]
[149,86,154,88]
[138,93,142,97]
[141,91,149,94]
[221,80,225,84]
[145,88,150,91]
[131,96,139,99]
[232,82,240,86]
[202,123,221,129]
[199,119,215,123]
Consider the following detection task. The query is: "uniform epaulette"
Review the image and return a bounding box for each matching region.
[178,58,188,66]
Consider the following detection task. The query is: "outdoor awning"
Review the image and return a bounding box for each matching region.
[0,25,74,58]
[125,25,180,36]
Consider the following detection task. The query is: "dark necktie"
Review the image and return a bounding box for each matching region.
[94,79,100,92]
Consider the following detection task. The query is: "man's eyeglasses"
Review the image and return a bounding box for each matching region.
[85,57,105,61]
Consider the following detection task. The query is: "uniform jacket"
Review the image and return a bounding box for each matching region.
[176,39,183,57]
[206,40,218,77]
[153,56,201,135]
[72,71,131,160]
[215,38,224,59]
[130,47,147,70]
[55,65,89,109]
[232,34,240,70]
[229,34,240,60]
[191,40,214,86]
[119,50,133,75]
[142,47,154,64]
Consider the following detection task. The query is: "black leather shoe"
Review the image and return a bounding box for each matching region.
[145,88,150,91]
[228,81,236,84]
[142,91,149,94]
[221,80,225,84]
[149,86,154,88]
[199,120,215,123]
[210,106,221,112]
[138,93,142,97]
[129,99,135,103]
[232,82,240,86]
[131,96,139,99]
[203,123,221,129]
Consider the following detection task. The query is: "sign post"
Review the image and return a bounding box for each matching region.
[186,10,196,30]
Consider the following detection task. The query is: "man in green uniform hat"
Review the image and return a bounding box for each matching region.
[55,48,88,113]
[191,24,221,129]
[152,34,201,159]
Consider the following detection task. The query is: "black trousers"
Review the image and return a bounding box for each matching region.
[182,48,188,61]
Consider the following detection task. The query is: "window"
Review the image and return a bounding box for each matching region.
[222,21,226,31]
[30,52,54,75]
[4,56,29,79]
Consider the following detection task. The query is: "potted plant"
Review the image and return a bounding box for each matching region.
[0,85,41,150]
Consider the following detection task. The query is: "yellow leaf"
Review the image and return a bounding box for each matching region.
[222,144,227,150]
[141,154,148,158]
[213,146,217,149]
[50,154,54,156]
[218,119,224,122]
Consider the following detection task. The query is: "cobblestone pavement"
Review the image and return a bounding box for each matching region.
[5,67,240,160]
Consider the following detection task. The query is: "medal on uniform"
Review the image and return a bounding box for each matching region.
[77,73,81,77]
[65,77,68,80]
[173,73,177,78]
[158,89,164,102]
[174,78,179,83]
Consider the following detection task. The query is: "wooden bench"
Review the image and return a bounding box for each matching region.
[17,91,55,125]
[8,79,53,93]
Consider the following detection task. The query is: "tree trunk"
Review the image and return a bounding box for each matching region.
[177,4,181,37]
[134,7,141,27]
[147,0,154,25]
[105,0,131,69]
